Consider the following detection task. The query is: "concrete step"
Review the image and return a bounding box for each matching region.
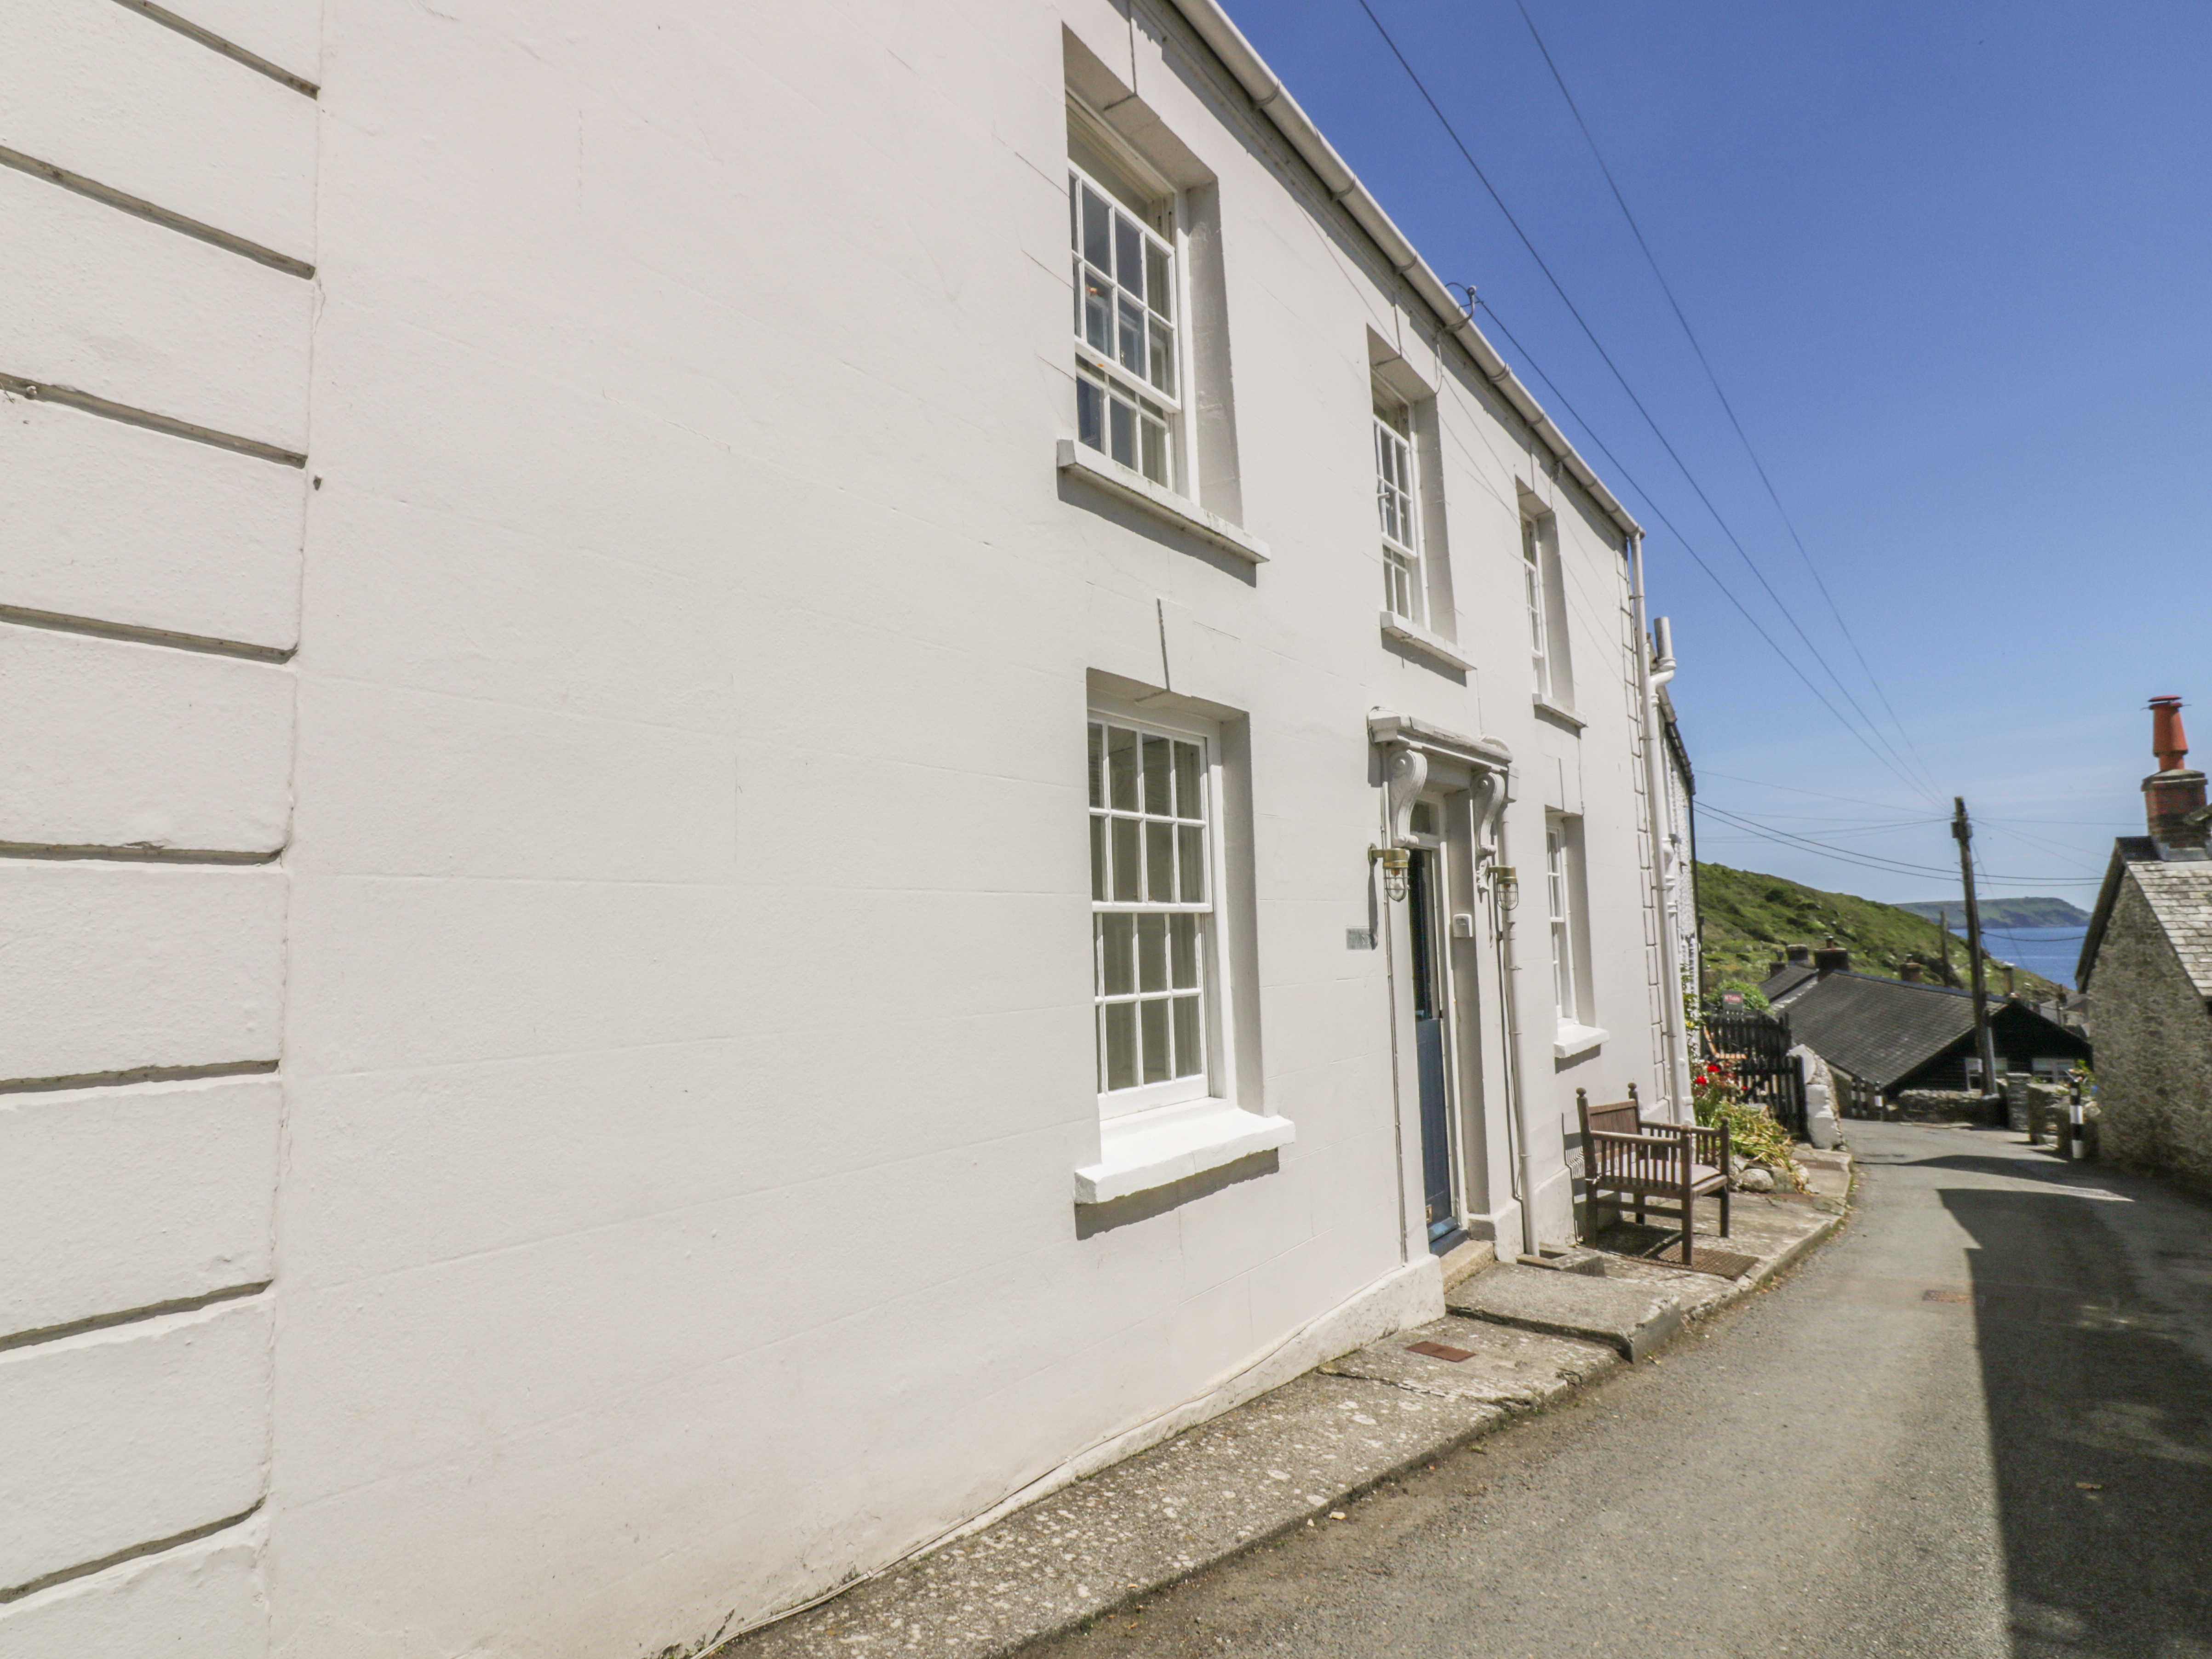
[1445,1262,1687,1362]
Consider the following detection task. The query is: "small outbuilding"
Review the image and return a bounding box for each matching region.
[1773,955,2089,1102]
[2076,697,2212,1190]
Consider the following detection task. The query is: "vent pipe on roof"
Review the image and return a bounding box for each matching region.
[2144,696,2211,859]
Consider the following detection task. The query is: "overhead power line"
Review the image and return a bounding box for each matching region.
[1697,772,1931,815]
[1977,821,2109,873]
[1700,804,2103,885]
[1352,0,1938,805]
[1698,806,1972,880]
[1509,0,1941,802]
[1468,295,1935,801]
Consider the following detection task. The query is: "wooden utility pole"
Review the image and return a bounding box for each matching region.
[1953,797,2000,1110]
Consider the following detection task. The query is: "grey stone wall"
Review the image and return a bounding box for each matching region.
[1891,1089,1988,1123]
[2088,875,2212,1191]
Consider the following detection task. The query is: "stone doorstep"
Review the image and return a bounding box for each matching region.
[720,1148,1851,1659]
[1449,1150,1854,1356]
[1446,1263,1686,1362]
[1437,1234,1498,1290]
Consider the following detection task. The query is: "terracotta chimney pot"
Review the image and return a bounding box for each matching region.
[2152,695,2189,772]
[2144,696,2211,857]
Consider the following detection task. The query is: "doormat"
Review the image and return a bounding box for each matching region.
[1592,1224,1759,1279]
[1623,1245,1761,1280]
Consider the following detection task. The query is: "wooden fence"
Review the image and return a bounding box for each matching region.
[1701,1005,1808,1139]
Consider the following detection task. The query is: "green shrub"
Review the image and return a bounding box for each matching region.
[1691,1053,1805,1190]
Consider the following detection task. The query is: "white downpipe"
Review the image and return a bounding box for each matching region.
[1497,824,1540,1260]
[1380,829,1410,1267]
[1472,771,1538,1260]
[1630,536,1694,1118]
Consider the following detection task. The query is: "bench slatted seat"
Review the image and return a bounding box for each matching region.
[1575,1084,1732,1265]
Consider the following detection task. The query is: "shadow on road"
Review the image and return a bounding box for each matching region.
[1897,1154,2115,1187]
[1942,1184,2212,1658]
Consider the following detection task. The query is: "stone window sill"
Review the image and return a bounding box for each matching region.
[1533,695,1586,731]
[1554,1020,1608,1060]
[1074,1098,1295,1205]
[1380,612,1475,672]
[1056,440,1270,565]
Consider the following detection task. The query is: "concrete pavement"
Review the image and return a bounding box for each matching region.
[721,1156,1845,1659]
[1031,1122,2212,1659]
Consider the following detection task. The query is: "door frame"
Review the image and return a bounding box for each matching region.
[1372,715,1512,1256]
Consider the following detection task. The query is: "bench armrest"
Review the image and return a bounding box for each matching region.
[1684,1121,1731,1174]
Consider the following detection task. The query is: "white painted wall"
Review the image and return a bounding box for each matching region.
[1,0,1680,1654]
[1,1076,279,1338]
[0,0,308,1649]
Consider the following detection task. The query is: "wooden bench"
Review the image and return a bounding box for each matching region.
[1575,1084,1732,1265]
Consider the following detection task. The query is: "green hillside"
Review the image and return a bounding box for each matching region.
[1696,861,2063,1002]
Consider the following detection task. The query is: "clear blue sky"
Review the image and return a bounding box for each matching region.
[1233,0,2212,913]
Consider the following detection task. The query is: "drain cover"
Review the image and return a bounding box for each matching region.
[1405,1340,1476,1362]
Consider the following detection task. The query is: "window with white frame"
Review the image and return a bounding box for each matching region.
[1375,390,1421,622]
[1523,516,1551,701]
[1090,715,1212,1114]
[1070,145,1180,490]
[1547,820,1579,1024]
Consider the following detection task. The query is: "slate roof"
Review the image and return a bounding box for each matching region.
[1757,964,1816,1005]
[2078,836,2212,996]
[1775,972,1983,1091]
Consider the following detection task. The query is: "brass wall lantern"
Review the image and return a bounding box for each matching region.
[1369,843,1411,902]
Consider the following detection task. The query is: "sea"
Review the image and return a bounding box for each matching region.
[1956,924,2090,991]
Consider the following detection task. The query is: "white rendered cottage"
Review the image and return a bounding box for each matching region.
[0,1,1690,1654]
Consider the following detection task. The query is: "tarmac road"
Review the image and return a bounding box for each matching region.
[1031,1121,2212,1659]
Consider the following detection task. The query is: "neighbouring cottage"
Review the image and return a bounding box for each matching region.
[1762,947,2088,1106]
[1759,940,1821,1008]
[2077,697,2212,1190]
[0,3,1692,1656]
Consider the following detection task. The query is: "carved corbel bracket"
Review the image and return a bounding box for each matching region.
[1383,744,1429,849]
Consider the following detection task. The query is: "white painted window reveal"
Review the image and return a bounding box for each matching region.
[1375,390,1421,623]
[1524,516,1551,703]
[1071,165,1180,490]
[1090,715,1213,1116]
[1547,821,1577,1024]
[1546,814,1606,1057]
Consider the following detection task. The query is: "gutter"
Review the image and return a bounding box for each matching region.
[1162,0,1642,544]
